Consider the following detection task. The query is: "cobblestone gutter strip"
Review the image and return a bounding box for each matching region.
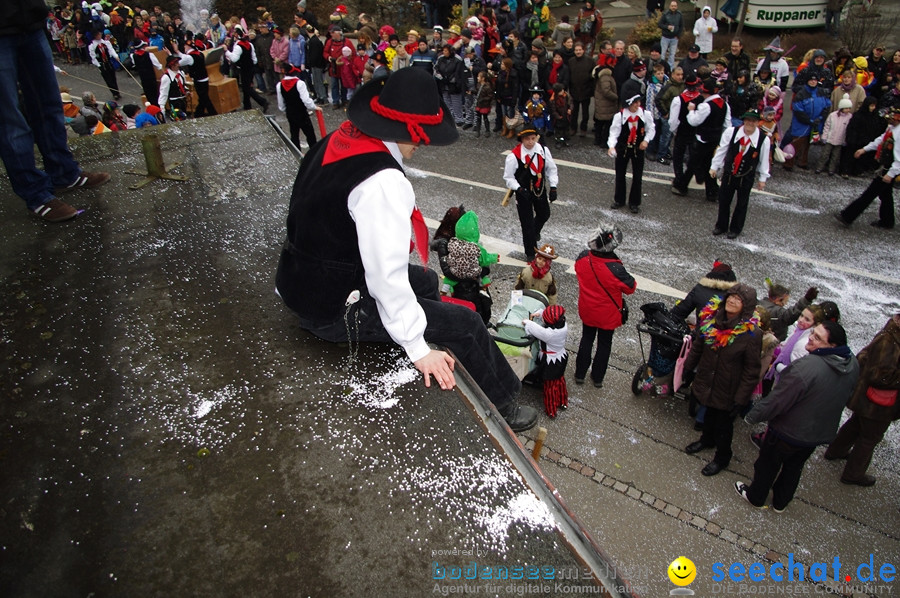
[517,435,884,598]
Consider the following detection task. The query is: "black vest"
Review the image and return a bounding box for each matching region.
[133,50,155,78]
[513,145,547,196]
[187,50,208,81]
[237,40,253,69]
[166,71,185,101]
[280,80,309,120]
[615,110,647,152]
[722,128,762,178]
[696,96,728,144]
[676,92,697,137]
[275,127,403,322]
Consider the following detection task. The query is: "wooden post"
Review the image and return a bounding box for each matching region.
[735,0,750,39]
[126,134,188,189]
[531,427,548,460]
[501,188,513,206]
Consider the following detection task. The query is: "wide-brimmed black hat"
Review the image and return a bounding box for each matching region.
[347,67,458,146]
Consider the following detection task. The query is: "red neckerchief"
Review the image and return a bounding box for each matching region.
[876,127,893,161]
[710,96,725,109]
[237,39,251,51]
[410,207,429,266]
[732,135,751,174]
[281,76,299,92]
[681,88,700,102]
[512,144,544,177]
[321,121,391,166]
[530,259,551,279]
[627,114,639,144]
[135,48,145,56]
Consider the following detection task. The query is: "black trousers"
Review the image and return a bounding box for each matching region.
[613,146,645,207]
[715,171,755,234]
[671,130,692,189]
[746,430,815,510]
[287,111,317,149]
[687,139,719,199]
[297,266,520,411]
[515,189,551,261]
[139,73,158,106]
[699,406,735,466]
[192,80,217,118]
[574,325,614,385]
[840,176,895,228]
[239,68,267,109]
[570,97,591,132]
[98,64,119,98]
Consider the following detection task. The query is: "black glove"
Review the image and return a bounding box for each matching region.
[804,286,818,302]
[548,187,557,202]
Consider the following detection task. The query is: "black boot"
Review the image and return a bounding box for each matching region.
[499,403,538,432]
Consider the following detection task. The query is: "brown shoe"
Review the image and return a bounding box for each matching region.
[840,474,876,487]
[32,198,78,222]
[56,171,111,194]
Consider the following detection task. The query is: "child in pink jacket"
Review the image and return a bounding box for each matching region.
[816,93,853,176]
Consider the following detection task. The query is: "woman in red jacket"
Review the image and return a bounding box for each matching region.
[573,223,637,387]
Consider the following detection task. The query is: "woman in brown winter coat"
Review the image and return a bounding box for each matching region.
[592,65,618,147]
[824,312,900,486]
[684,283,763,476]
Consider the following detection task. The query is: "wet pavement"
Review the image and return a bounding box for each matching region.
[2,56,900,597]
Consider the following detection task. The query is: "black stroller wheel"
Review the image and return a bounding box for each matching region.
[631,362,647,396]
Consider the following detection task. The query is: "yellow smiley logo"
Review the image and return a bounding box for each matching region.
[668,556,697,586]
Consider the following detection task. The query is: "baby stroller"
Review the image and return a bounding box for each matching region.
[491,289,550,381]
[631,302,690,397]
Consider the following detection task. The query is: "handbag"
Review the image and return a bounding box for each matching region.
[505,113,523,129]
[588,255,628,326]
[772,145,786,163]
[866,386,898,407]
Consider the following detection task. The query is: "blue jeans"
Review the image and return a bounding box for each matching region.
[653,118,672,158]
[0,29,81,210]
[660,36,678,70]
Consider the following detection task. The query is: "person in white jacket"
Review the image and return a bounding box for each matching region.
[692,6,718,58]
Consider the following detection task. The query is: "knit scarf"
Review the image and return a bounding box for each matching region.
[697,297,759,349]
[549,60,562,86]
[839,79,857,92]
[530,259,551,279]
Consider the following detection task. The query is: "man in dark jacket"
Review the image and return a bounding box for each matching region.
[677,44,707,79]
[825,313,900,486]
[792,49,834,93]
[619,59,647,107]
[611,40,632,91]
[657,1,683,70]
[736,321,859,512]
[724,38,751,82]
[568,41,594,137]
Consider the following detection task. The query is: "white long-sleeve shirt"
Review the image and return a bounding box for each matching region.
[276,76,317,113]
[225,40,257,65]
[348,141,430,362]
[522,319,568,364]
[607,106,656,149]
[503,143,559,191]
[687,94,731,141]
[88,39,118,68]
[863,122,900,179]
[710,125,771,183]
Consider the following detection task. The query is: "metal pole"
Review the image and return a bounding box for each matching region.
[462,0,469,21]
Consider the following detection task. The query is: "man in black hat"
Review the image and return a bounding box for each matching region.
[276,68,538,432]
[608,94,655,213]
[709,109,771,239]
[131,39,162,105]
[504,127,560,263]
[677,43,707,80]
[184,36,218,118]
[225,26,269,112]
[669,73,702,194]
[834,107,900,230]
[678,78,731,201]
[158,52,190,120]
[619,58,647,107]
[276,63,319,150]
